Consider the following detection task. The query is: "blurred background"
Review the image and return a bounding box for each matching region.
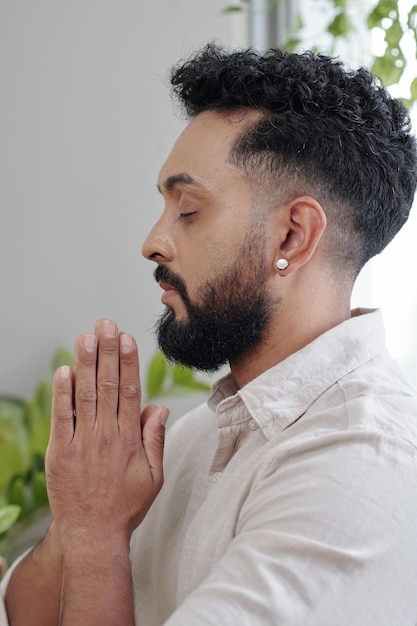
[1,0,416,398]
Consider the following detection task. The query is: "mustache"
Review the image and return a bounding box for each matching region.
[153,265,189,303]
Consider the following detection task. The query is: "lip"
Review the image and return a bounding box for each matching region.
[159,281,179,304]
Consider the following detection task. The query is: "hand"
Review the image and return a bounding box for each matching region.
[45,319,169,545]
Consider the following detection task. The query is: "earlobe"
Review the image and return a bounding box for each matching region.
[275,196,327,273]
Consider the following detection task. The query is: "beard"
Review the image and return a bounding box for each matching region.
[154,229,272,372]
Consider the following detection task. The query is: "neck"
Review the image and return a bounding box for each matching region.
[230,290,351,388]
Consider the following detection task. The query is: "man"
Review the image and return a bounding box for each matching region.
[2,43,417,625]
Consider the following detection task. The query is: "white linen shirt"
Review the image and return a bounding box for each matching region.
[130,309,417,625]
[2,308,417,625]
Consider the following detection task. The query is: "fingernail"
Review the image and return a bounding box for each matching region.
[58,365,71,380]
[120,333,134,354]
[102,319,117,338]
[160,406,170,428]
[83,334,97,352]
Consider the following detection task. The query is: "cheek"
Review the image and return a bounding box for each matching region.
[176,235,216,278]
[176,219,251,297]
[191,242,233,290]
[208,229,246,268]
[183,266,210,301]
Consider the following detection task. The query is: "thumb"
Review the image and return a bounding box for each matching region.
[141,404,170,480]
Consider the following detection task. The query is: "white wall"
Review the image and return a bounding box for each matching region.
[0,1,240,397]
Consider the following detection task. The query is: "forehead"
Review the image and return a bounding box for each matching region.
[158,110,256,190]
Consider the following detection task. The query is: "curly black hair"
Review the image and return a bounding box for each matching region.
[170,43,417,276]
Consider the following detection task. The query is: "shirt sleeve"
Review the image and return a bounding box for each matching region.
[0,597,8,626]
[0,567,13,625]
[161,429,417,626]
[0,550,31,626]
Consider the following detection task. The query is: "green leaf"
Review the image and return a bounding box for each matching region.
[372,52,404,86]
[0,506,21,535]
[5,476,28,515]
[51,348,73,371]
[410,77,417,100]
[327,12,352,37]
[367,0,398,28]
[294,11,303,31]
[172,373,211,394]
[384,20,403,47]
[32,472,48,507]
[146,351,168,398]
[367,8,382,28]
[284,37,301,52]
[186,380,212,392]
[401,97,412,110]
[407,5,417,30]
[0,413,30,504]
[35,378,52,417]
[171,363,211,394]
[24,399,50,457]
[171,364,194,387]
[0,505,50,560]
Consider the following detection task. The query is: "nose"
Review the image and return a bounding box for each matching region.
[141,214,175,263]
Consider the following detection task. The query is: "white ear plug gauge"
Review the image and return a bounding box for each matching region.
[275,258,289,270]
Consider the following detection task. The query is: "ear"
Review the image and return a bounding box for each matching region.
[273,196,327,274]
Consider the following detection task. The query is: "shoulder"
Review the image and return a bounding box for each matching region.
[336,349,417,447]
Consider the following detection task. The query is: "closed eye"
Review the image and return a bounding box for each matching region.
[179,212,197,221]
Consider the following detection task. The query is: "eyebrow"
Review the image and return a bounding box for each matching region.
[157,173,207,194]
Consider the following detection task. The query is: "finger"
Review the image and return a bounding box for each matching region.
[118,333,142,441]
[73,333,97,437]
[49,365,75,448]
[95,319,120,439]
[141,404,170,485]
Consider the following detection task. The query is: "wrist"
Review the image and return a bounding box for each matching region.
[58,527,135,624]
[31,520,63,565]
[59,526,131,564]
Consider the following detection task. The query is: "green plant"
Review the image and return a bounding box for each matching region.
[224,0,417,106]
[0,348,73,561]
[146,350,211,398]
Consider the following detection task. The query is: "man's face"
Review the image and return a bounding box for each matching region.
[142,110,276,371]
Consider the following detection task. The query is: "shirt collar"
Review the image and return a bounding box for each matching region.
[208,308,385,440]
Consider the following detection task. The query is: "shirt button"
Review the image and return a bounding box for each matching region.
[248,419,259,430]
[210,472,222,484]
